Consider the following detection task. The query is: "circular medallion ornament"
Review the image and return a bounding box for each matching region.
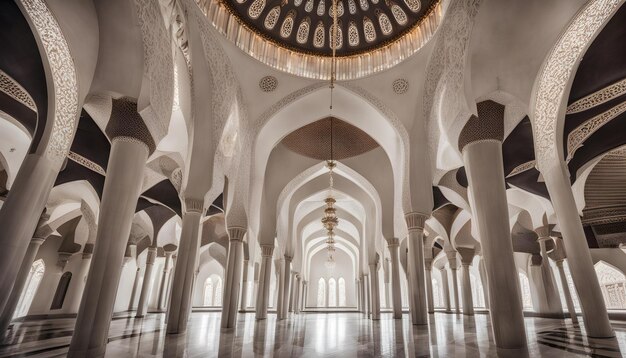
[392,78,409,94]
[259,76,278,92]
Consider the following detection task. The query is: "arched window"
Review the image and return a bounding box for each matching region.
[338,277,346,306]
[595,261,626,309]
[15,259,45,318]
[317,278,326,307]
[50,272,72,310]
[518,271,532,310]
[328,278,337,307]
[204,279,214,306]
[470,273,485,308]
[213,277,223,306]
[432,279,441,308]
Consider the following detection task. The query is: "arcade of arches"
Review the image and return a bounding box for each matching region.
[2,0,626,357]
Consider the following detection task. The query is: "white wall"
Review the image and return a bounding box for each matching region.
[306,249,356,307]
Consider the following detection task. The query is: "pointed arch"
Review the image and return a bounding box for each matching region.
[317,277,326,307]
[338,277,346,307]
[15,259,45,318]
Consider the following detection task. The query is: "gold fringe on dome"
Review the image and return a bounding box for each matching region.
[194,0,444,80]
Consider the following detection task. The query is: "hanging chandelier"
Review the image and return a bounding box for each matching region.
[323,0,340,272]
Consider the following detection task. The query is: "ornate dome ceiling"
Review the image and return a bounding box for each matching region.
[281,117,379,160]
[219,0,438,57]
[196,0,443,79]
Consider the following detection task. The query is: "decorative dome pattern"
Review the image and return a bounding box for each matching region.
[219,0,438,57]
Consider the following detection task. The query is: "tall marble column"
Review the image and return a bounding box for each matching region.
[460,103,526,348]
[136,247,158,318]
[68,101,154,357]
[221,227,245,328]
[369,263,380,320]
[294,275,301,314]
[534,227,563,316]
[289,271,297,312]
[387,238,402,319]
[424,258,435,314]
[0,236,46,333]
[362,274,370,317]
[279,256,292,319]
[555,259,579,323]
[356,279,361,312]
[457,248,475,316]
[239,260,249,312]
[478,257,490,309]
[158,252,174,311]
[301,281,307,311]
[128,267,142,310]
[255,245,274,320]
[64,251,93,313]
[277,259,286,319]
[0,155,60,318]
[447,252,460,314]
[384,258,391,308]
[166,202,203,334]
[543,163,612,337]
[439,267,451,312]
[405,213,428,325]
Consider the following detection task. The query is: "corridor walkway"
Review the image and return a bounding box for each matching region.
[1,313,625,357]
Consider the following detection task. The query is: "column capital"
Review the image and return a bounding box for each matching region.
[405,212,428,232]
[146,246,158,264]
[386,237,400,247]
[534,225,550,239]
[227,226,246,241]
[108,97,156,154]
[183,198,204,213]
[260,245,274,257]
[284,255,293,263]
[82,252,93,260]
[57,252,73,270]
[459,101,505,153]
[456,247,475,266]
[424,258,433,270]
[554,258,565,268]
[31,237,46,246]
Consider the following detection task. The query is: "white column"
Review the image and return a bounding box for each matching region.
[64,252,93,313]
[555,259,579,323]
[166,204,203,335]
[457,248,475,316]
[447,253,460,314]
[439,268,451,312]
[289,272,297,312]
[277,259,286,318]
[221,227,245,328]
[0,155,58,317]
[424,258,435,314]
[356,279,361,312]
[239,260,249,312]
[280,256,292,319]
[128,267,142,310]
[387,238,402,319]
[363,274,370,318]
[136,247,158,318]
[301,281,307,311]
[369,264,380,320]
[478,257,490,309]
[157,252,173,311]
[294,275,301,314]
[405,213,428,325]
[68,135,150,357]
[255,245,274,320]
[544,163,613,337]
[534,229,563,315]
[0,236,46,333]
[463,139,526,348]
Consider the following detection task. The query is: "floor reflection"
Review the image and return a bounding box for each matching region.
[0,312,625,357]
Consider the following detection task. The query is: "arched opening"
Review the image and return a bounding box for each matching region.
[432,279,442,308]
[518,271,532,310]
[50,272,72,310]
[317,278,326,307]
[470,272,485,308]
[338,277,346,307]
[203,275,223,307]
[595,261,626,309]
[15,259,45,318]
[328,278,337,307]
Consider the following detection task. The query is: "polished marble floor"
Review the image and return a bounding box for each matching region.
[1,312,625,357]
